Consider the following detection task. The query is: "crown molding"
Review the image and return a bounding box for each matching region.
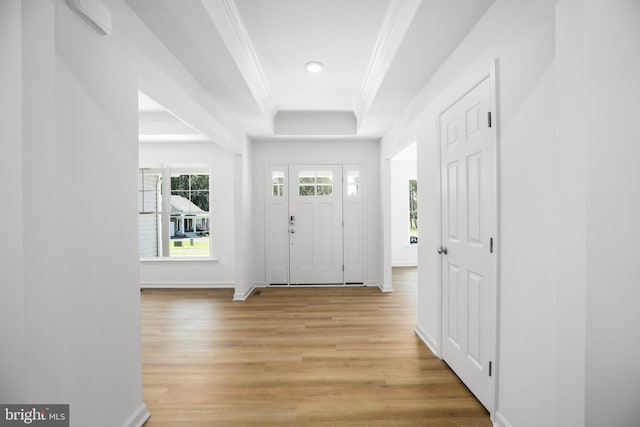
[251,135,381,144]
[201,0,276,123]
[355,0,421,127]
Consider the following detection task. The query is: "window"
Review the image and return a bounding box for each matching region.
[299,170,333,196]
[299,171,315,196]
[138,167,210,258]
[409,179,418,244]
[347,170,360,196]
[272,171,284,196]
[139,168,163,258]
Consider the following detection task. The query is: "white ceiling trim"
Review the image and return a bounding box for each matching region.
[201,0,276,123]
[274,111,358,136]
[355,0,421,127]
[139,134,210,142]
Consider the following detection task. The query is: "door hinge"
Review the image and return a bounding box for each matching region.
[489,361,493,377]
[488,111,492,128]
[490,237,494,253]
[342,265,344,271]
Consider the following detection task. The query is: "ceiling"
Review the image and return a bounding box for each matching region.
[391,141,417,162]
[128,0,495,141]
[235,0,389,112]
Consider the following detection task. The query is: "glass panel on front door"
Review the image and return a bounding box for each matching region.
[299,171,315,196]
[316,171,333,195]
[298,170,333,196]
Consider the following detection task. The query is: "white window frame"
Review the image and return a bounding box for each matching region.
[138,165,213,261]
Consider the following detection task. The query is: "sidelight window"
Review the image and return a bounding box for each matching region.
[347,171,360,196]
[272,171,284,196]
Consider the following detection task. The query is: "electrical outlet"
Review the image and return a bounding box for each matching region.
[220,257,228,265]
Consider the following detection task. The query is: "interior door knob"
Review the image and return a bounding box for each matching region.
[437,246,448,255]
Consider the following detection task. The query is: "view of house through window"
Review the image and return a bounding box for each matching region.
[138,167,210,258]
[409,179,418,244]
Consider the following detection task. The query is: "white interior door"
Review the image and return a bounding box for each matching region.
[440,76,497,410]
[289,164,343,284]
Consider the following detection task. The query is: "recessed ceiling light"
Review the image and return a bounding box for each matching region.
[305,61,324,73]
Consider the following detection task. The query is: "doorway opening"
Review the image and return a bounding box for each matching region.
[390,142,418,267]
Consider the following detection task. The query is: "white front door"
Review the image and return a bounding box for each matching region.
[440,76,497,410]
[289,164,344,284]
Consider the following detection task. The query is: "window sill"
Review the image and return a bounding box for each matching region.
[140,257,219,263]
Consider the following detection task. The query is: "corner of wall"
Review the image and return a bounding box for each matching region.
[414,323,440,358]
[123,403,150,427]
[493,411,514,427]
[233,283,256,301]
[370,281,393,293]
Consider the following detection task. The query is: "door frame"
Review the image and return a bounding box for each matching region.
[265,162,366,287]
[436,60,500,417]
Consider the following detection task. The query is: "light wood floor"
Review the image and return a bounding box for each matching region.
[141,267,491,426]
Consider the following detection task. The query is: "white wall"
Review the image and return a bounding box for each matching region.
[251,140,383,288]
[233,135,255,300]
[2,0,246,424]
[0,0,27,403]
[384,0,560,424]
[24,0,62,402]
[390,160,417,266]
[54,0,147,424]
[584,1,640,425]
[386,0,640,425]
[138,142,237,288]
[554,0,586,424]
[0,0,150,425]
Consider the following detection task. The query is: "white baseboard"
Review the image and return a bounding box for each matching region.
[140,281,234,288]
[368,280,393,292]
[253,281,268,288]
[414,324,440,358]
[123,403,150,427]
[380,284,394,292]
[392,262,418,267]
[233,284,256,301]
[494,411,513,427]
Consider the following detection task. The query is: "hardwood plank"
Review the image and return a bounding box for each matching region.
[141,267,491,426]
